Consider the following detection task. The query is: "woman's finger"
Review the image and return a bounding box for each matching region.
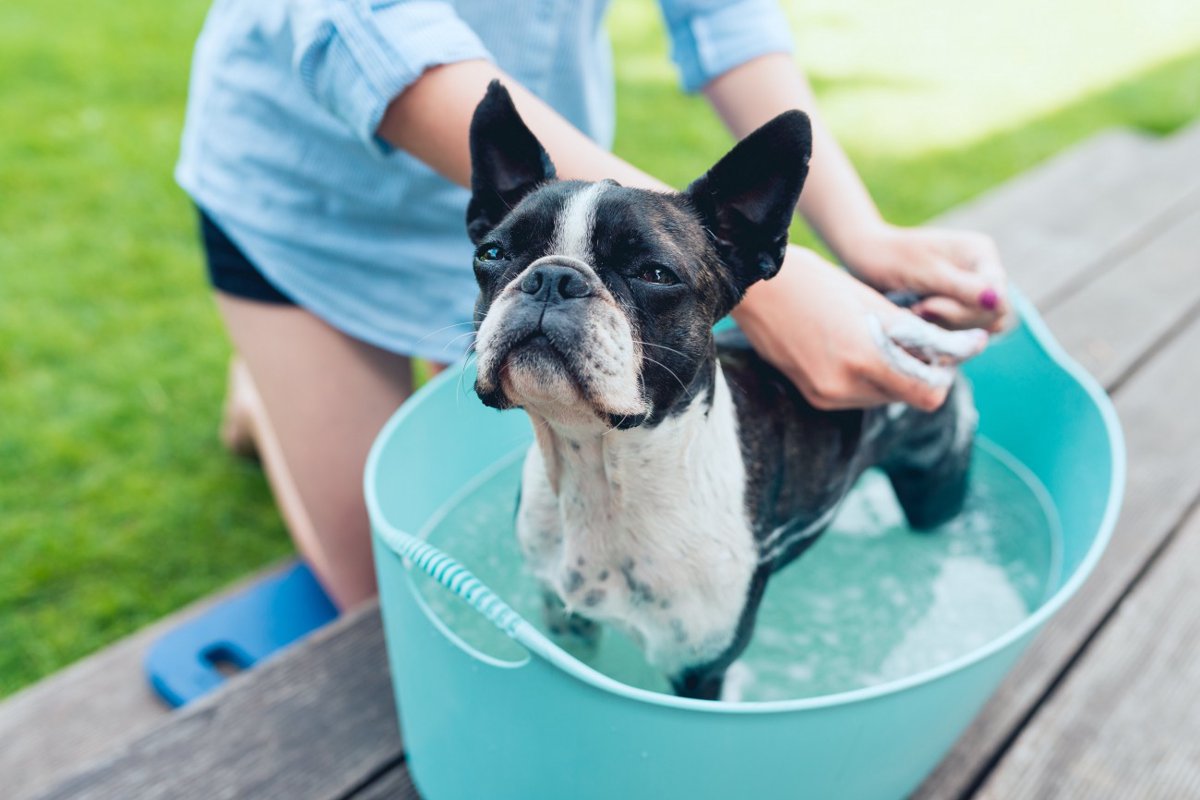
[789,356,897,410]
[913,294,1013,333]
[944,232,1011,319]
[948,231,1005,283]
[910,296,977,329]
[802,380,896,411]
[905,257,997,312]
[910,295,994,330]
[860,350,952,411]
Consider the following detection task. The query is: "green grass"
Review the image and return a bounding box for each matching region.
[0,0,288,695]
[1,0,1198,697]
[610,2,1200,228]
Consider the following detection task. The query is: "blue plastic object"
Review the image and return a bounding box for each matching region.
[144,561,338,707]
[366,292,1125,800]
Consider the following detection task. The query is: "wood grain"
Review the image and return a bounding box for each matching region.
[34,605,400,800]
[1,561,299,800]
[1046,203,1200,389]
[915,122,1200,800]
[341,762,421,800]
[936,123,1200,308]
[976,503,1200,800]
[916,308,1200,799]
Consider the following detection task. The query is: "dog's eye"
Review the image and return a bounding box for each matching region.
[637,264,680,286]
[475,243,506,262]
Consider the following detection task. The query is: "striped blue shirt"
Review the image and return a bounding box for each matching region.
[177,0,794,359]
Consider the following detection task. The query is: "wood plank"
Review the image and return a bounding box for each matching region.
[976,502,1200,799]
[916,123,1200,798]
[936,127,1200,307]
[1158,118,1200,165]
[916,310,1200,799]
[2,560,297,800]
[33,126,1200,800]
[1040,201,1200,390]
[341,762,421,800]
[34,604,401,800]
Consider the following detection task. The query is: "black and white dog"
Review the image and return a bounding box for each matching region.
[467,82,980,700]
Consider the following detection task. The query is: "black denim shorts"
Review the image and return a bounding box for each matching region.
[199,208,295,305]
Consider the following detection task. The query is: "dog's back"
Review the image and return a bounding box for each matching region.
[717,327,976,572]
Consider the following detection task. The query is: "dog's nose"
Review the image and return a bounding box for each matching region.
[519,264,592,302]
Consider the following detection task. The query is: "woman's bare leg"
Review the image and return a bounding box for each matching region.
[214,292,414,610]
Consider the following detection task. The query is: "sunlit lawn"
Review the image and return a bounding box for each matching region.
[1,0,1198,697]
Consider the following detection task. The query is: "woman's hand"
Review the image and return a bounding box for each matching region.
[838,222,1013,333]
[732,247,989,412]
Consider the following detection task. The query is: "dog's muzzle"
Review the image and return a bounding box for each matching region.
[474,254,647,424]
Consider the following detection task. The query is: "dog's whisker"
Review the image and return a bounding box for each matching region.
[457,349,479,403]
[633,339,690,361]
[640,354,688,392]
[441,330,479,351]
[600,413,629,437]
[416,320,477,344]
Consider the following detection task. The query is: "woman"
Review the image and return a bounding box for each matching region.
[177,0,1010,609]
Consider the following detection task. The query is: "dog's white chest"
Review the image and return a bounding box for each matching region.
[516,370,757,676]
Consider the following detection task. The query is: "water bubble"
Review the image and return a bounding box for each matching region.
[416,440,1059,702]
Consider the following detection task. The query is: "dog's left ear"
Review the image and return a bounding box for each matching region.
[684,110,812,298]
[466,80,557,244]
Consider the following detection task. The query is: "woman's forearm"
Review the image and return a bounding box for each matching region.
[377,60,669,192]
[702,53,884,261]
[707,53,1010,333]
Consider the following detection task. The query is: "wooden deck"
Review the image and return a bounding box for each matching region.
[24,121,1200,799]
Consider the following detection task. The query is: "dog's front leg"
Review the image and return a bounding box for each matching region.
[670,663,726,701]
[541,588,602,657]
[880,377,977,530]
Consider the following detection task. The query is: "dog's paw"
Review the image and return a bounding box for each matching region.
[542,590,602,658]
[719,661,754,702]
[547,613,602,659]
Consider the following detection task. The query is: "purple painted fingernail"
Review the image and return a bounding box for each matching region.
[979,288,999,311]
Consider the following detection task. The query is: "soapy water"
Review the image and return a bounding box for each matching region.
[414,439,1061,702]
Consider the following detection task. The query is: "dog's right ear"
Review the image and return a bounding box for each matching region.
[466,80,557,244]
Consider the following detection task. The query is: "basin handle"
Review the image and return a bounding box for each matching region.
[376,525,525,638]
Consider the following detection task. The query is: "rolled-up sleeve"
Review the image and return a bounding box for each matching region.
[657,0,795,93]
[287,0,492,153]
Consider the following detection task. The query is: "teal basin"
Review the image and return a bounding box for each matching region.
[365,294,1124,800]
